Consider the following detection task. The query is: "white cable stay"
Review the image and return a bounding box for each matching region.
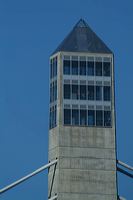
[117,160,133,171]
[49,194,58,200]
[119,197,126,200]
[0,159,58,195]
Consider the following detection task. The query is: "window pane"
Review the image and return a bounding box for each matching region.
[103,62,111,76]
[63,60,70,75]
[88,86,94,100]
[80,85,86,100]
[104,86,111,101]
[49,108,52,129]
[88,110,95,126]
[96,110,103,126]
[54,81,57,101]
[53,57,57,77]
[80,61,86,75]
[52,109,54,128]
[50,60,53,79]
[54,106,57,127]
[50,83,52,103]
[51,83,54,102]
[80,110,87,125]
[87,61,94,76]
[72,60,78,75]
[72,109,79,125]
[72,85,78,99]
[96,62,102,76]
[104,111,111,127]
[64,109,71,125]
[64,84,71,99]
[96,86,102,101]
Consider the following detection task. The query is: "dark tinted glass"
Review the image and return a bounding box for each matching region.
[72,60,78,75]
[96,110,103,126]
[63,60,70,75]
[49,108,52,128]
[80,85,86,100]
[104,111,111,127]
[80,110,87,126]
[72,109,79,125]
[72,85,79,99]
[96,62,102,76]
[50,83,52,103]
[53,57,57,77]
[64,84,71,99]
[87,61,94,76]
[103,62,111,76]
[88,110,95,126]
[54,106,57,126]
[88,86,94,100]
[64,109,71,125]
[80,61,86,75]
[96,86,102,101]
[104,86,111,101]
[54,81,57,101]
[50,60,53,79]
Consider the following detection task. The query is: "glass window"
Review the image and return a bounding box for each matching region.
[88,86,94,100]
[53,57,57,77]
[54,81,57,101]
[72,85,78,99]
[96,86,102,101]
[49,108,52,129]
[104,111,111,127]
[64,109,71,125]
[72,60,78,75]
[96,110,103,126]
[64,84,71,99]
[103,62,111,76]
[96,62,102,76]
[87,61,94,76]
[88,110,95,126]
[54,106,57,127]
[80,110,87,126]
[80,61,86,75]
[80,85,86,100]
[52,109,54,128]
[72,109,79,125]
[63,60,70,75]
[50,60,53,79]
[50,83,52,103]
[104,86,111,101]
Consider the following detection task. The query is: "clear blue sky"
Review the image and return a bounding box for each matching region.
[0,0,133,199]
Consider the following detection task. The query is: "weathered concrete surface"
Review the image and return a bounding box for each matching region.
[48,52,117,200]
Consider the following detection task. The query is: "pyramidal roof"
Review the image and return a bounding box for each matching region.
[52,19,112,55]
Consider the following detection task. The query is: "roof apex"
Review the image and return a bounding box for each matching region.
[52,19,112,55]
[75,18,89,28]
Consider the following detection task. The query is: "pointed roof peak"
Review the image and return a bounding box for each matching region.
[52,19,112,55]
[75,18,89,28]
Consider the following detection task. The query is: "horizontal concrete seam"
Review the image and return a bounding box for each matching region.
[59,168,116,172]
[59,145,116,150]
[49,146,59,151]
[58,167,116,171]
[59,157,116,160]
[58,192,117,195]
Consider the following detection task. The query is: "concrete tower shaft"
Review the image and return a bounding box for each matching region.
[48,19,117,200]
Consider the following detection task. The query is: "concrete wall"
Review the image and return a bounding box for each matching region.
[48,52,117,200]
